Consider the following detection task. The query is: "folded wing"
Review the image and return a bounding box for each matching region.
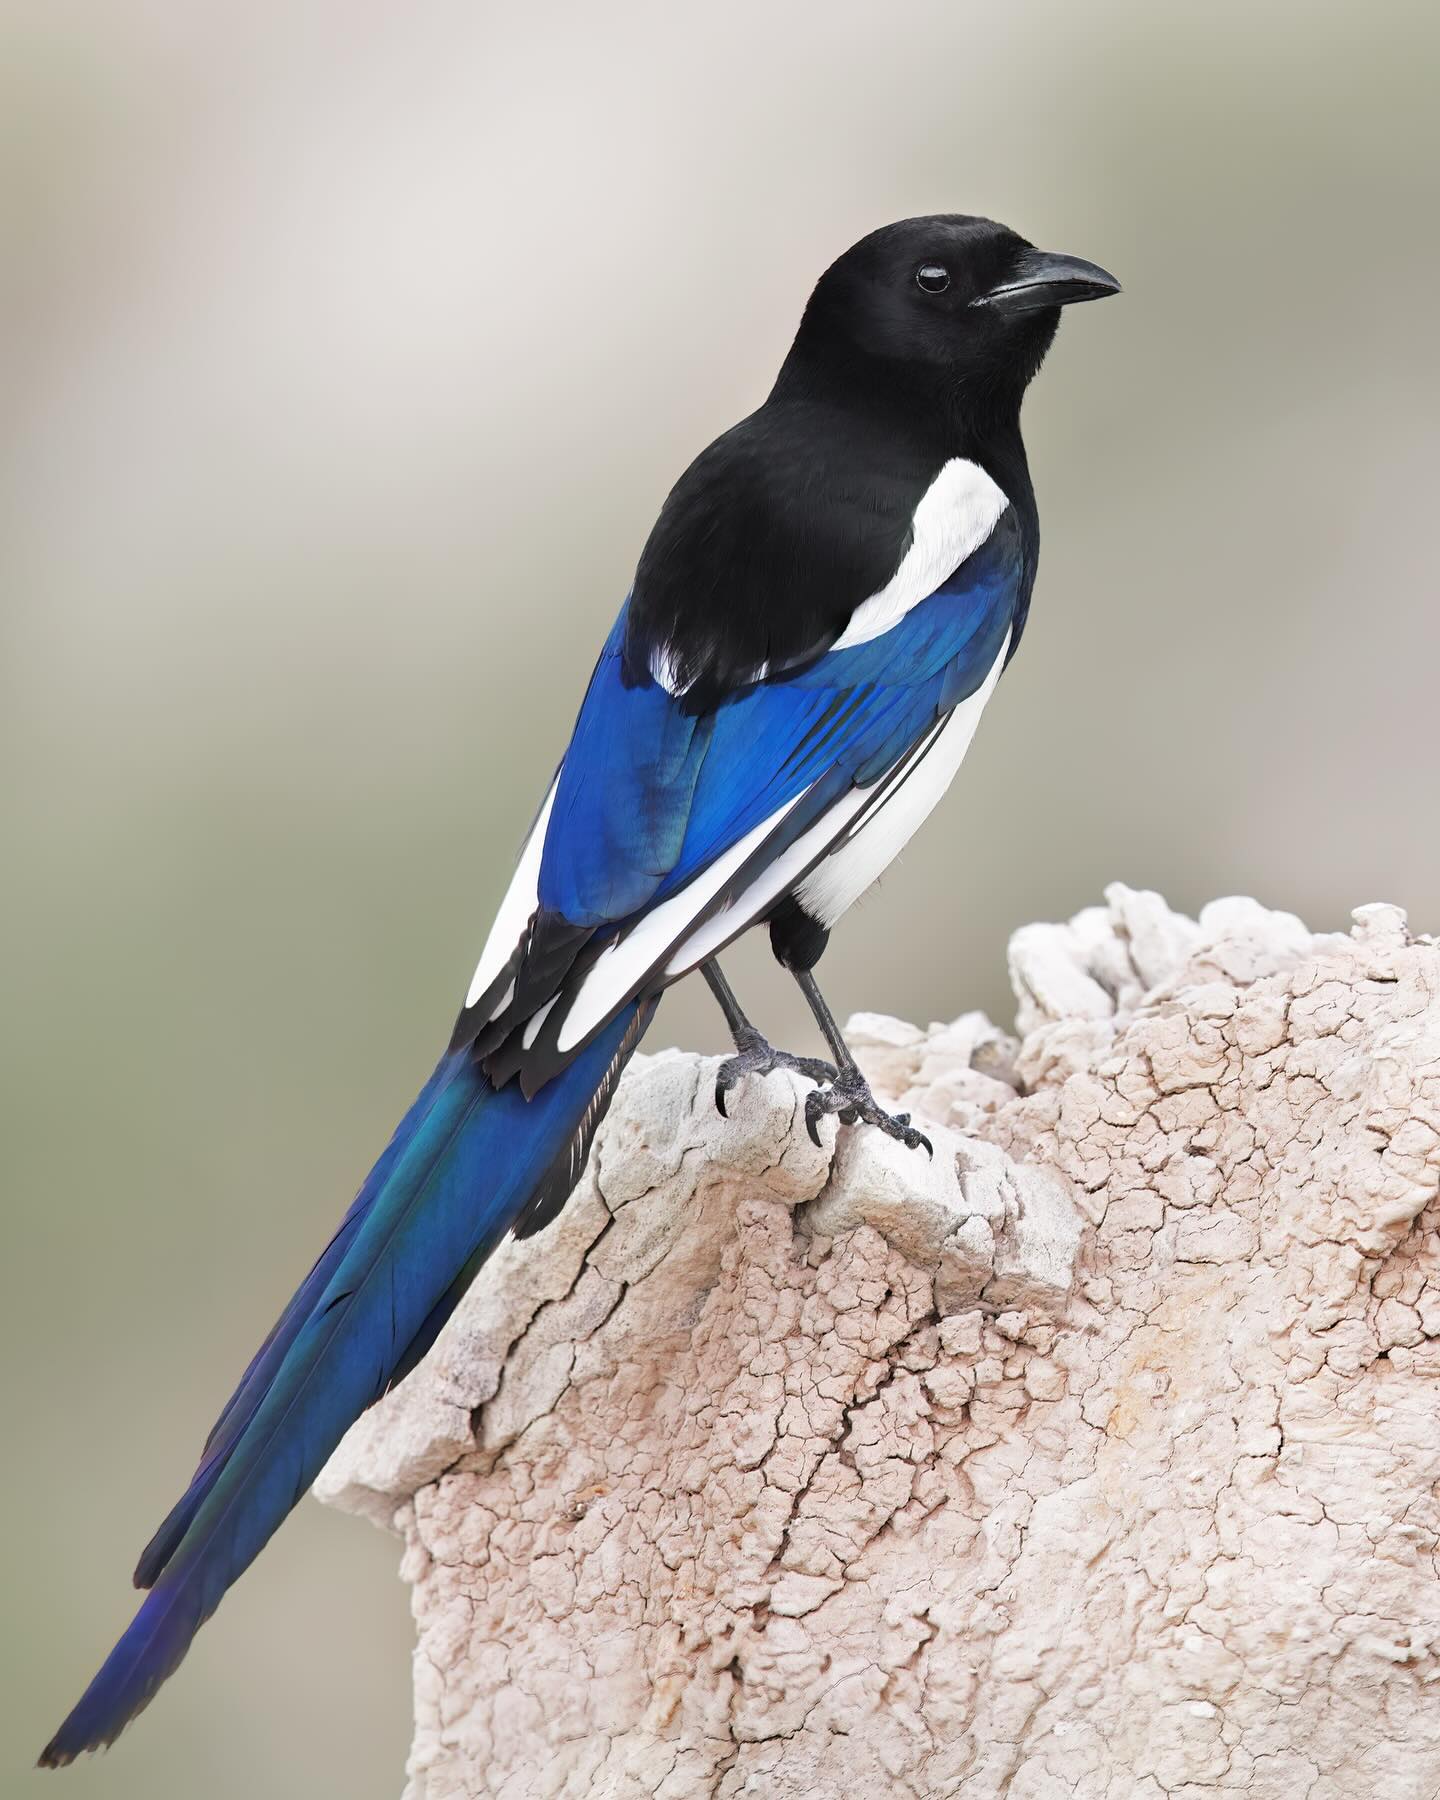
[455,506,1024,1094]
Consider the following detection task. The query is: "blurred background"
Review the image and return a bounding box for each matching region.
[4,0,1437,1792]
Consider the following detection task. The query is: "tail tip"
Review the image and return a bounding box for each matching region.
[37,1732,82,1771]
[39,1709,127,1769]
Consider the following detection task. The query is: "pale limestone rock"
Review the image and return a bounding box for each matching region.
[317,888,1440,1799]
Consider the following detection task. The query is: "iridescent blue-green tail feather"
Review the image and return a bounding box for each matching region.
[39,1001,651,1767]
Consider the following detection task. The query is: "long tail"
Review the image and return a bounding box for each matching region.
[39,1000,652,1767]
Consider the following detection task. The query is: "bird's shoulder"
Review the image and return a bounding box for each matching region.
[625,397,946,710]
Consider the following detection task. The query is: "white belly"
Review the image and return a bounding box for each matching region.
[794,627,1011,928]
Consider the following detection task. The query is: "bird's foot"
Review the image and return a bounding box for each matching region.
[804,1065,932,1155]
[714,1027,837,1118]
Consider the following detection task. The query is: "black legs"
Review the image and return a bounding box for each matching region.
[791,969,932,1154]
[700,960,753,1044]
[701,960,837,1118]
[699,958,930,1154]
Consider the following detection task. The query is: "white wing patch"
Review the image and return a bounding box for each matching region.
[464,777,558,1011]
[661,783,874,977]
[553,789,810,1052]
[833,458,1008,650]
[796,628,1011,927]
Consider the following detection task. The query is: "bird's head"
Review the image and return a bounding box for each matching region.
[785,214,1119,414]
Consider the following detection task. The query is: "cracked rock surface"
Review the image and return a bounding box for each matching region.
[317,887,1440,1799]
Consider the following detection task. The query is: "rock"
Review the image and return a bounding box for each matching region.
[317,888,1440,1799]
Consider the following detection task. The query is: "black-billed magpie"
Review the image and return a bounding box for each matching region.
[42,214,1117,1765]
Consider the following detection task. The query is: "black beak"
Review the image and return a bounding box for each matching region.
[973,249,1121,316]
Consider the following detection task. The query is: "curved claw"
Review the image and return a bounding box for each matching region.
[718,1039,838,1131]
[801,1067,930,1155]
[804,1089,826,1148]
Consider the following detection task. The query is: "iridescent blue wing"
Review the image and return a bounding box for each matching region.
[455,508,1023,1090]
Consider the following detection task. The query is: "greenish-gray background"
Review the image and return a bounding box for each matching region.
[5,0,1437,1793]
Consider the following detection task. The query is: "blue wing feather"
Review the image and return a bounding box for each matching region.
[539,508,1021,930]
[540,628,714,925]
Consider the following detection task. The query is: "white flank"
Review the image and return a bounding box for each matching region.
[464,777,559,1011]
[833,458,1008,650]
[662,785,872,976]
[795,628,1011,927]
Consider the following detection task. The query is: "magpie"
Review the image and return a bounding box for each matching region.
[40,214,1118,1766]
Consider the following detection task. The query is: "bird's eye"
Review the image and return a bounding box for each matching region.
[915,264,950,294]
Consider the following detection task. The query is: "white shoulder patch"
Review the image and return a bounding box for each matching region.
[649,458,1003,694]
[833,458,1008,651]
